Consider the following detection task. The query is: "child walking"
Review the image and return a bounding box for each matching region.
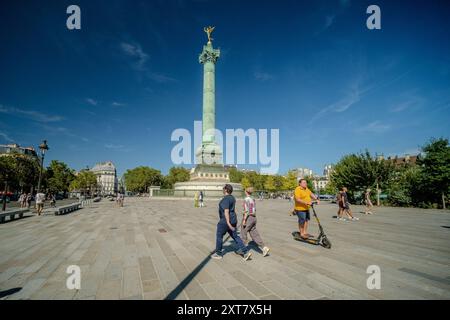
[241,187,270,257]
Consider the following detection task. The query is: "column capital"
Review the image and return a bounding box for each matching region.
[199,44,220,64]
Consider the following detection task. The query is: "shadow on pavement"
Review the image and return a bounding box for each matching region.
[0,287,22,299]
[164,235,231,300]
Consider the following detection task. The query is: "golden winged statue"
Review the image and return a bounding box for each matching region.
[204,26,215,43]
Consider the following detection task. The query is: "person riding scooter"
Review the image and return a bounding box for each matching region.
[293,179,320,240]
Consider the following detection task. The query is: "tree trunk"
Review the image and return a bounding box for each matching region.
[443,192,446,210]
[376,182,380,206]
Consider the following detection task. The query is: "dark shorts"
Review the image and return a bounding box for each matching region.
[295,210,310,224]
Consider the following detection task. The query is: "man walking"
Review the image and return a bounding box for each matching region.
[241,187,270,256]
[293,179,320,239]
[35,191,46,216]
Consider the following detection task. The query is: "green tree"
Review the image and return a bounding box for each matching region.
[70,170,98,196]
[331,151,393,201]
[124,166,163,193]
[386,165,421,207]
[244,171,265,190]
[0,154,40,193]
[417,138,450,209]
[321,181,338,195]
[228,167,244,183]
[282,170,298,191]
[0,157,15,202]
[273,175,285,191]
[241,176,251,189]
[45,160,75,196]
[264,175,276,192]
[163,167,190,189]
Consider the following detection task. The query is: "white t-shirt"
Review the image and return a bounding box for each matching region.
[35,193,45,204]
[243,196,256,215]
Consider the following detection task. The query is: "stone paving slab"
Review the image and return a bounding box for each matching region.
[0,198,449,300]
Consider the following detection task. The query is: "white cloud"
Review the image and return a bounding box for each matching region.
[105,143,125,150]
[148,72,177,83]
[309,83,361,124]
[86,98,98,106]
[120,42,149,71]
[120,41,176,83]
[390,101,414,113]
[324,15,336,30]
[254,71,273,82]
[356,121,391,134]
[0,104,63,122]
[111,101,126,107]
[0,132,14,142]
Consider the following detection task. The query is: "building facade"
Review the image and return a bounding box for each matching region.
[90,161,118,196]
[0,143,38,159]
[293,167,314,179]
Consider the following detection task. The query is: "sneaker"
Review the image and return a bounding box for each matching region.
[262,247,270,257]
[243,252,252,261]
[352,217,359,221]
[338,218,346,221]
[211,253,223,260]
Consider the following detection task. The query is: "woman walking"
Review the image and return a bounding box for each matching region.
[364,188,374,214]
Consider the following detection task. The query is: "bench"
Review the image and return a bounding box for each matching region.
[54,202,81,216]
[0,208,29,223]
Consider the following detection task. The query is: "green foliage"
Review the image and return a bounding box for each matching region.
[124,166,163,193]
[0,154,40,192]
[282,170,298,191]
[162,167,190,189]
[70,170,98,195]
[228,167,244,183]
[386,165,421,207]
[45,160,75,194]
[241,176,251,189]
[321,181,338,195]
[331,151,394,200]
[263,175,276,192]
[417,138,450,208]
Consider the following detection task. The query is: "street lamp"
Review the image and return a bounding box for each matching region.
[36,140,49,194]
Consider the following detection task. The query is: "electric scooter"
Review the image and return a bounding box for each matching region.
[291,201,332,249]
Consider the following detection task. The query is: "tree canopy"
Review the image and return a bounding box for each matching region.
[45,160,75,194]
[124,166,163,193]
[162,167,190,189]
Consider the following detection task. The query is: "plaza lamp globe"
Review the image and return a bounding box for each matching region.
[39,140,49,156]
[36,140,49,194]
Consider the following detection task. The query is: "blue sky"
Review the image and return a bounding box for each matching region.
[0,0,449,176]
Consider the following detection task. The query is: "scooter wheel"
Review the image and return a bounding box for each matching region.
[321,237,332,249]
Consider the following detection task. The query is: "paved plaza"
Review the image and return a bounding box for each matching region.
[0,198,449,300]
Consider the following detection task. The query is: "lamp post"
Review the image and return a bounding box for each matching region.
[36,140,49,194]
[1,174,8,212]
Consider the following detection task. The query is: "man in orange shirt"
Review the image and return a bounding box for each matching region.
[294,179,320,239]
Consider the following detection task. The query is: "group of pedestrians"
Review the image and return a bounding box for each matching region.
[212,184,270,261]
[335,187,375,221]
[18,193,33,209]
[17,191,56,215]
[211,178,378,261]
[336,187,359,221]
